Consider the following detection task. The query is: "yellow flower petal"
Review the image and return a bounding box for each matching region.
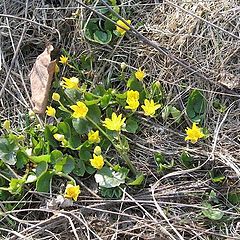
[90,154,104,170]
[59,55,68,65]
[185,122,205,144]
[103,112,126,131]
[46,106,56,117]
[61,77,79,89]
[135,68,145,81]
[70,101,88,118]
[116,19,131,36]
[88,130,100,143]
[141,99,161,117]
[64,184,80,201]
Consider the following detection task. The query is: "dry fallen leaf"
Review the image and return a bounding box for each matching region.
[29,45,56,114]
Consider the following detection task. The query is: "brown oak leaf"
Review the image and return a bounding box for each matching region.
[29,45,56,114]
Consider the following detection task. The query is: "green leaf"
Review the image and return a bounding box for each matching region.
[93,30,112,44]
[202,202,224,220]
[154,152,174,172]
[36,171,54,193]
[16,150,29,169]
[36,161,48,177]
[54,157,66,173]
[186,89,206,123]
[72,118,91,135]
[162,106,170,121]
[44,125,58,148]
[228,192,240,205]
[58,122,71,138]
[170,106,181,123]
[73,159,86,176]
[9,178,25,195]
[128,173,144,186]
[63,156,75,174]
[127,76,143,92]
[100,94,112,108]
[0,137,18,165]
[125,117,139,133]
[95,166,127,188]
[30,155,51,163]
[180,151,193,168]
[87,105,101,124]
[85,165,95,174]
[50,150,63,164]
[100,187,123,199]
[64,88,82,102]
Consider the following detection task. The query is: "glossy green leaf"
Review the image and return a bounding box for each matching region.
[128,173,144,186]
[125,118,138,133]
[93,30,112,44]
[95,166,127,188]
[186,89,206,123]
[73,159,86,176]
[36,161,48,177]
[50,150,63,164]
[72,118,91,135]
[36,171,54,193]
[202,203,224,220]
[30,155,51,163]
[0,137,19,165]
[87,105,101,124]
[16,150,29,169]
[63,156,75,174]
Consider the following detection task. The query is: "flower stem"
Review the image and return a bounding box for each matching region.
[87,116,137,175]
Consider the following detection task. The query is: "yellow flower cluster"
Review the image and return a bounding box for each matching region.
[185,123,205,144]
[125,90,139,111]
[103,113,126,131]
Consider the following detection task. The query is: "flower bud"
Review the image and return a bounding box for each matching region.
[94,146,102,156]
[52,93,60,101]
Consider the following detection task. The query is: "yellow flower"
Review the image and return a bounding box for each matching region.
[46,106,56,117]
[61,77,79,89]
[52,92,60,101]
[70,101,88,118]
[116,19,131,35]
[103,113,126,131]
[90,154,104,170]
[185,122,205,144]
[94,146,102,156]
[135,68,145,81]
[64,184,80,201]
[55,63,60,73]
[141,99,161,117]
[53,134,65,142]
[125,90,139,111]
[2,120,10,130]
[88,130,100,143]
[59,55,68,65]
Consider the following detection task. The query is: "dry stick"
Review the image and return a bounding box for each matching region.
[165,0,240,41]
[0,14,60,40]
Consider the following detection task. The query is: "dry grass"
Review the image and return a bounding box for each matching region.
[0,0,240,239]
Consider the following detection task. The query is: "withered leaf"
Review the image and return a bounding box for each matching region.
[30,45,56,114]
